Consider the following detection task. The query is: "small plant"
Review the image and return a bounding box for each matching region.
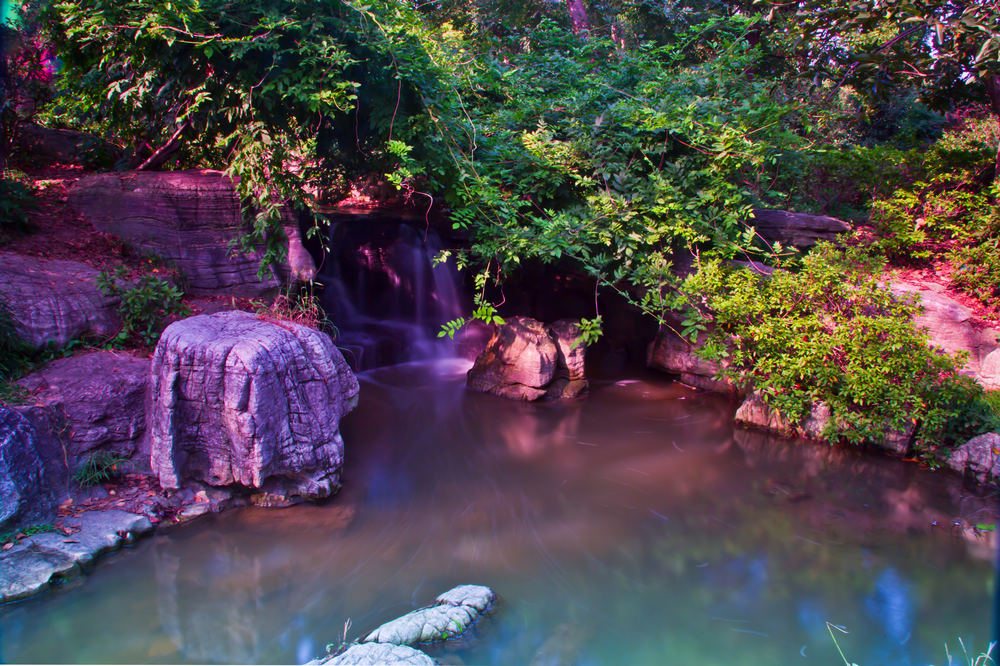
[0,523,56,547]
[97,266,189,347]
[253,283,337,335]
[73,451,129,487]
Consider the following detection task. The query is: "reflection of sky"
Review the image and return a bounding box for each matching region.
[863,567,914,665]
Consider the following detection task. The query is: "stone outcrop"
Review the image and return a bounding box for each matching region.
[0,405,63,531]
[68,170,317,297]
[646,327,741,397]
[0,510,152,602]
[16,123,123,168]
[891,281,1000,387]
[314,644,435,666]
[362,585,496,645]
[751,209,851,250]
[0,253,121,349]
[733,391,830,441]
[947,433,1000,484]
[466,317,588,401]
[149,311,359,503]
[16,351,150,470]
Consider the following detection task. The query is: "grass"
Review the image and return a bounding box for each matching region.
[0,523,56,547]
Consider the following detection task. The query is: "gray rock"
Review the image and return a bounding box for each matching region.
[0,253,121,349]
[16,351,150,469]
[435,584,496,612]
[733,391,830,440]
[0,405,62,531]
[149,311,359,503]
[948,433,1000,484]
[0,510,152,603]
[467,317,587,401]
[646,328,741,397]
[751,209,851,249]
[362,584,496,646]
[16,123,123,167]
[316,643,435,666]
[68,170,316,297]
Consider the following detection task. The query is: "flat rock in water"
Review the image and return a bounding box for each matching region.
[0,510,151,602]
[435,584,496,612]
[313,643,435,665]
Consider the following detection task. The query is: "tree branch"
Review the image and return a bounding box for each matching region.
[136,122,190,170]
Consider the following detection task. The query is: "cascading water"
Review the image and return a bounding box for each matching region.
[316,211,467,370]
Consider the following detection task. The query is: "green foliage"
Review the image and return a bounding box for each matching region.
[0,523,56,547]
[577,315,603,347]
[687,243,991,450]
[73,450,128,487]
[0,174,37,242]
[97,266,188,347]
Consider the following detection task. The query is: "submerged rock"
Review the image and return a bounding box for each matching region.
[646,327,741,397]
[0,253,121,349]
[733,391,830,441]
[149,311,359,504]
[0,405,63,531]
[16,351,150,470]
[363,584,496,646]
[0,510,152,603]
[947,433,1000,484]
[312,643,435,666]
[68,170,316,297]
[467,317,588,401]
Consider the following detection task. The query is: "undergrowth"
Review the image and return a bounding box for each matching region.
[73,451,129,487]
[97,266,189,347]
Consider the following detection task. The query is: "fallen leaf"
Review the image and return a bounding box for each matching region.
[2,543,12,551]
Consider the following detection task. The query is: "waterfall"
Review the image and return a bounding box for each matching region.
[317,211,467,370]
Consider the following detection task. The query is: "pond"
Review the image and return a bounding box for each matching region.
[0,358,997,665]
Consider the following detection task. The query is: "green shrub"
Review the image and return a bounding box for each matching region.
[950,239,1000,308]
[73,451,129,487]
[686,243,990,452]
[97,267,189,347]
[0,174,36,242]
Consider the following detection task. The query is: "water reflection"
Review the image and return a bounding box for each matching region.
[0,362,997,665]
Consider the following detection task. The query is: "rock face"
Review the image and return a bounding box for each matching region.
[68,170,317,297]
[947,433,1000,484]
[16,123,123,167]
[0,405,63,531]
[16,351,150,470]
[0,253,121,349]
[751,209,852,249]
[891,281,1000,386]
[363,584,497,645]
[733,391,830,441]
[0,510,152,602]
[149,311,359,503]
[646,327,741,397]
[467,317,588,401]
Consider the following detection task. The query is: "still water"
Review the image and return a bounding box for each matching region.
[1,359,997,665]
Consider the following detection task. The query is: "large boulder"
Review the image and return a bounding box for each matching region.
[0,405,63,530]
[751,209,851,250]
[68,170,317,297]
[149,311,359,504]
[0,253,121,349]
[947,433,1000,484]
[16,351,150,470]
[466,317,588,401]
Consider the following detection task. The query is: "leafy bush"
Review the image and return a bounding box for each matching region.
[686,243,991,451]
[950,239,1000,309]
[0,175,36,242]
[97,267,189,347]
[73,451,128,487]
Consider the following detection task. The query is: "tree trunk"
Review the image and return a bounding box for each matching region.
[566,0,589,35]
